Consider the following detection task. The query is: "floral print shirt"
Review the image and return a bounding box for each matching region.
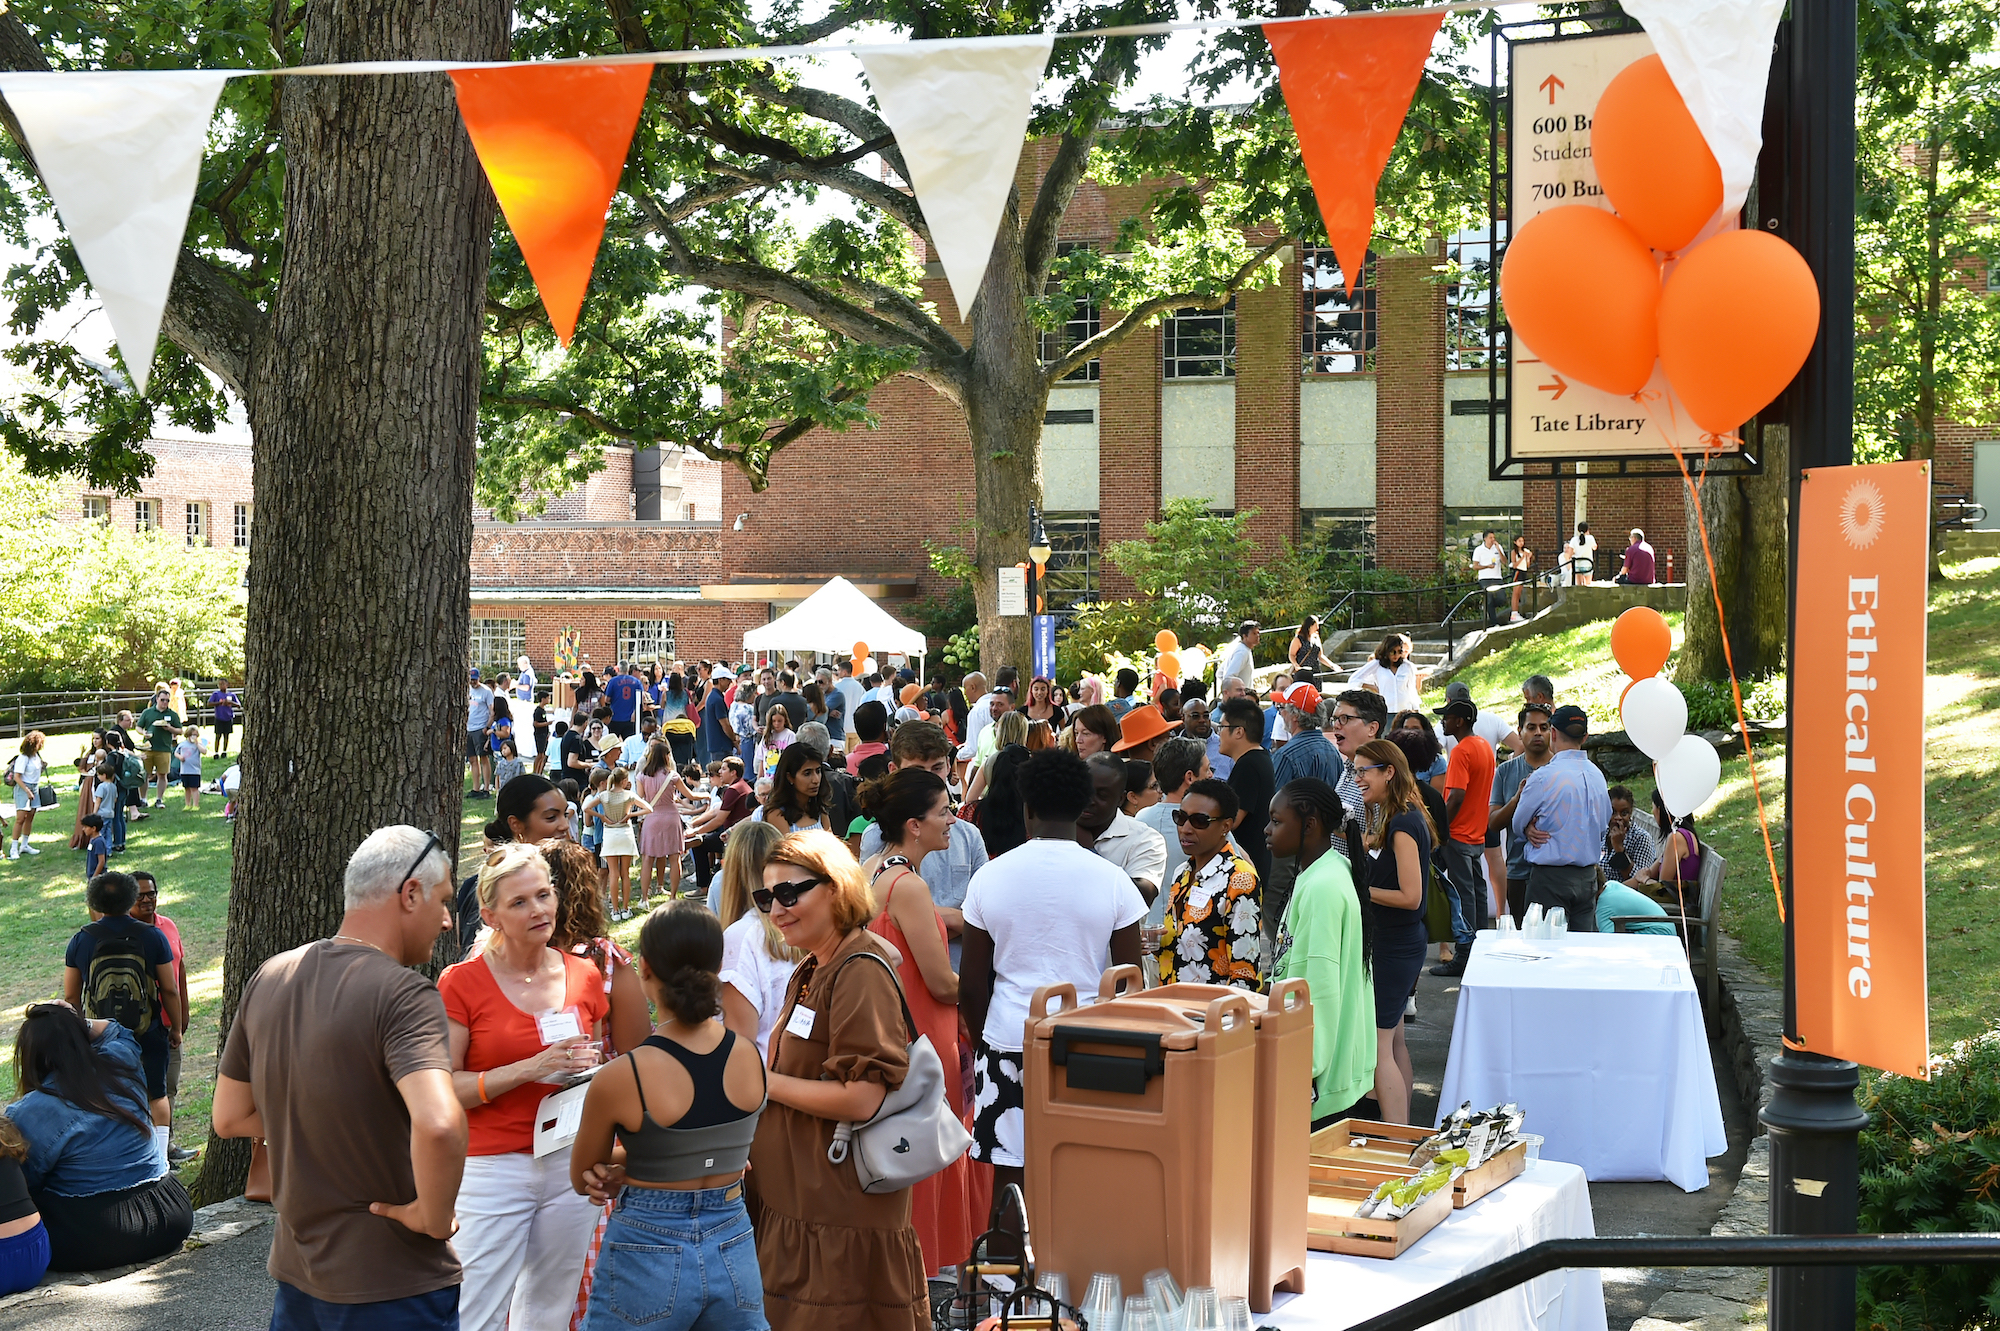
[1156,848,1266,992]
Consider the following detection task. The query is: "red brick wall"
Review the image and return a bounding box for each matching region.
[54,435,254,545]
[471,600,771,671]
[1934,420,1985,498]
[471,522,726,587]
[1097,311,1163,597]
[1374,251,1445,574]
[1235,242,1302,557]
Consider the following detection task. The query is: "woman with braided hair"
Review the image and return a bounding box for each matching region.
[1265,778,1378,1128]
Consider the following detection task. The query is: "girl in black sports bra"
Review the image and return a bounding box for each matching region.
[569,901,770,1331]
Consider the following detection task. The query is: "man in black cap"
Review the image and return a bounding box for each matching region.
[1510,704,1612,930]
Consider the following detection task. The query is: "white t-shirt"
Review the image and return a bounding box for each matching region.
[832,677,867,735]
[1444,709,1514,756]
[1472,542,1504,580]
[1216,639,1256,693]
[957,693,998,760]
[962,839,1148,1052]
[719,914,801,1060]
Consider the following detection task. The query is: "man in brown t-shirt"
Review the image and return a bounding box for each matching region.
[214,825,467,1328]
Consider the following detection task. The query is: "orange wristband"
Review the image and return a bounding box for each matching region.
[477,1072,490,1105]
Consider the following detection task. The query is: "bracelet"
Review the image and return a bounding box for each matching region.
[477,1072,490,1105]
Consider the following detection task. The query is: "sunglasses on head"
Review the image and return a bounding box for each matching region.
[1171,808,1224,830]
[753,875,828,913]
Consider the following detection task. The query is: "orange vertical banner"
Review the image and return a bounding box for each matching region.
[450,64,653,346]
[1792,460,1931,1077]
[1264,12,1443,294]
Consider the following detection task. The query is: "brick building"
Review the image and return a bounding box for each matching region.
[54,145,1994,676]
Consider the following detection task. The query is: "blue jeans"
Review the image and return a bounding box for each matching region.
[272,1281,458,1330]
[0,1222,51,1296]
[584,1183,767,1330]
[111,799,128,851]
[1442,838,1487,950]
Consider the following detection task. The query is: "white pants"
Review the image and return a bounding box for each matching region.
[456,1149,599,1331]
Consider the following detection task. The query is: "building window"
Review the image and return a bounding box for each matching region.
[470,618,527,676]
[233,503,252,548]
[617,619,676,667]
[82,496,108,522]
[1040,244,1101,381]
[1443,508,1523,560]
[185,502,208,546]
[1303,248,1377,374]
[134,498,157,532]
[1446,223,1507,371]
[1300,509,1378,570]
[1162,302,1236,379]
[1040,512,1100,618]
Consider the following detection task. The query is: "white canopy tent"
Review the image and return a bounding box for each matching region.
[742,576,928,676]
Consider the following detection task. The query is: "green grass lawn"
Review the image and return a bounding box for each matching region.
[1454,554,2000,1050]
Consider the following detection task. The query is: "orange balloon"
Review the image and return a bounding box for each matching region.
[853,641,869,659]
[1499,206,1660,395]
[1611,607,1673,680]
[1154,630,1180,654]
[1658,230,1821,435]
[1592,55,1723,254]
[1157,651,1182,680]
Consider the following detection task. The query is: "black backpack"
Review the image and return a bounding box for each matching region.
[81,921,158,1037]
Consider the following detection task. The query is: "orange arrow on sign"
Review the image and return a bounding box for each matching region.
[1540,73,1564,104]
[1539,374,1569,401]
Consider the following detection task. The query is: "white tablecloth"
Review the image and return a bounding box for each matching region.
[1436,933,1727,1191]
[1268,1161,1606,1331]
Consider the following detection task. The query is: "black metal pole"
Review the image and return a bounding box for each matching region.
[1764,3,1867,1329]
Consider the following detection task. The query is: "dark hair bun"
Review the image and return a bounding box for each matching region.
[659,965,722,1024]
[637,900,726,1023]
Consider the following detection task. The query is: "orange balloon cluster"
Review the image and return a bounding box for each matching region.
[1500,54,1821,435]
[851,640,868,678]
[1611,607,1673,680]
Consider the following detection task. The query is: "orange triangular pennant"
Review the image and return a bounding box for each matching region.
[450,64,652,346]
[1265,12,1443,295]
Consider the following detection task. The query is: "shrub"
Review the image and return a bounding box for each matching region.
[1681,674,1786,731]
[1857,1029,2000,1330]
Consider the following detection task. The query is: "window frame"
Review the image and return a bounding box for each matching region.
[233,503,252,549]
[470,618,528,676]
[82,496,108,522]
[1445,223,1508,372]
[1162,301,1237,380]
[1039,243,1103,382]
[185,501,208,547]
[1302,247,1377,376]
[1038,511,1101,620]
[616,619,676,668]
[134,498,157,532]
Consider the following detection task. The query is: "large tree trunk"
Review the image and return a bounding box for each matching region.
[193,0,510,1204]
[1677,421,1789,686]
[967,195,1045,677]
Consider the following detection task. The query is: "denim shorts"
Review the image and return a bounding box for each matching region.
[584,1183,767,1330]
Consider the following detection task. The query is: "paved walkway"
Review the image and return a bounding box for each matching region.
[0,945,1759,1330]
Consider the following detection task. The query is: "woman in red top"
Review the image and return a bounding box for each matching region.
[857,769,980,1276]
[439,844,611,1331]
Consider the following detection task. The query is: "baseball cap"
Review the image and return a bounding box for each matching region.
[1436,699,1477,723]
[1280,682,1323,714]
[1443,681,1473,703]
[469,667,481,679]
[1550,704,1589,737]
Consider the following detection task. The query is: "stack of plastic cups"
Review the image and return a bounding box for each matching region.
[1219,1295,1254,1331]
[1122,1293,1162,1331]
[1181,1286,1222,1331]
[1083,1273,1125,1331]
[1524,902,1546,940]
[1144,1268,1185,1331]
[1024,1272,1069,1322]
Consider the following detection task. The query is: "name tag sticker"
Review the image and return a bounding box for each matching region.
[537,1009,583,1044]
[785,1004,817,1040]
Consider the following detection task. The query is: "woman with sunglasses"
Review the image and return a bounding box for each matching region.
[439,844,609,1331]
[1156,778,1265,992]
[857,768,977,1277]
[1350,739,1436,1124]
[6,1001,192,1271]
[745,830,929,1330]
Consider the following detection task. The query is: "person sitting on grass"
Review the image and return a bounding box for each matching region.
[81,815,109,882]
[3,1001,193,1271]
[0,1114,51,1296]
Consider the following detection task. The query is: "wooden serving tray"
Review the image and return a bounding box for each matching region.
[1305,1175,1454,1258]
[1452,1139,1528,1209]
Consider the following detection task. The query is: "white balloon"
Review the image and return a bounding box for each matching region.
[1656,734,1721,818]
[1621,675,1690,760]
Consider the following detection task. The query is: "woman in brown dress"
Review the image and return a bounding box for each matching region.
[748,829,927,1331]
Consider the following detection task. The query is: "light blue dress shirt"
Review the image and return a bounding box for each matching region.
[1511,748,1612,868]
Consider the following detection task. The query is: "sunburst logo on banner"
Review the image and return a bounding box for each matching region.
[1840,478,1887,550]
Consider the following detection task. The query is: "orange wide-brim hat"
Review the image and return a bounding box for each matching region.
[1111,703,1182,752]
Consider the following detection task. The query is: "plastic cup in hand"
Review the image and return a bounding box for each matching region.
[1219,1296,1254,1331]
[1181,1286,1222,1331]
[1083,1273,1124,1331]
[1123,1293,1161,1331]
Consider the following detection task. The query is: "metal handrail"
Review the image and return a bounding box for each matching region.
[1349,1232,2000,1331]
[1,681,241,740]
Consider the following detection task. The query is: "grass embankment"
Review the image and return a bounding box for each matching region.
[1450,555,2000,1050]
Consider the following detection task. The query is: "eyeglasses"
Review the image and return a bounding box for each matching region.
[1353,763,1390,776]
[753,875,828,913]
[1329,713,1364,727]
[404,830,446,887]
[1171,808,1223,830]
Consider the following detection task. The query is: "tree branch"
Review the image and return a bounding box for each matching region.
[1044,238,1288,386]
[724,72,913,194]
[1023,40,1138,285]
[678,100,928,237]
[769,0,885,48]
[0,11,265,403]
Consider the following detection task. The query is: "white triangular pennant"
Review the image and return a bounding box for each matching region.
[1621,0,1788,217]
[0,71,234,394]
[858,35,1053,320]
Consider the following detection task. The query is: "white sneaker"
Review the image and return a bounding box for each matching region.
[1404,995,1417,1019]
[20,842,37,855]
[6,844,15,860]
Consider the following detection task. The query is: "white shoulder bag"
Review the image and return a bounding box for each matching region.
[823,950,973,1194]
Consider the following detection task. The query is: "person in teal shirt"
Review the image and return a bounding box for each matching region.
[1266,777,1377,1128]
[1597,879,1676,935]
